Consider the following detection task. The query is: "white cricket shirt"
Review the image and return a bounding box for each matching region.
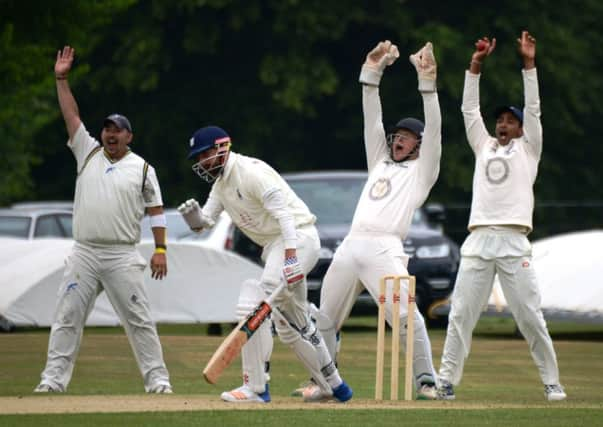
[69,123,163,244]
[201,152,315,248]
[462,69,542,232]
[351,85,442,238]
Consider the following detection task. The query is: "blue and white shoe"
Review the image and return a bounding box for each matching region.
[221,384,271,403]
[332,380,353,402]
[437,379,455,400]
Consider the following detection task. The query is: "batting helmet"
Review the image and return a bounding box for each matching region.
[187,126,231,160]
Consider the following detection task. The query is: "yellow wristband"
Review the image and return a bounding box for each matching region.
[154,248,167,254]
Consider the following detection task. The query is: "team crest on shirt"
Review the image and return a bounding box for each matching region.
[485,158,509,185]
[369,178,391,200]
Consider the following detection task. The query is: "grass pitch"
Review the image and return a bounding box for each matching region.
[0,316,601,426]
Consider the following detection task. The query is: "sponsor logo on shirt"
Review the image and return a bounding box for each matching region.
[105,166,116,174]
[369,178,392,200]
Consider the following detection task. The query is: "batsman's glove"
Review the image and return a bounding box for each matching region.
[177,198,214,232]
[359,40,400,86]
[409,42,437,92]
[283,256,305,291]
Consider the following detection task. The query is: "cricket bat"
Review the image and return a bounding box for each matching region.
[203,283,285,384]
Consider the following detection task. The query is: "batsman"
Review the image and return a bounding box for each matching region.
[179,126,352,403]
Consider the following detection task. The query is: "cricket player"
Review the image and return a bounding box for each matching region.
[308,40,442,400]
[178,126,352,403]
[34,46,172,394]
[437,31,566,401]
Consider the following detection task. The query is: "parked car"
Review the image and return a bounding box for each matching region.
[231,171,460,324]
[0,207,73,239]
[140,209,233,250]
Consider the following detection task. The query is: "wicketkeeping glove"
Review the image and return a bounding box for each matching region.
[409,42,437,92]
[283,256,305,291]
[177,198,214,232]
[359,40,400,86]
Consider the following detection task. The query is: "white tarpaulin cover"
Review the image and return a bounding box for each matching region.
[487,230,603,317]
[0,238,263,327]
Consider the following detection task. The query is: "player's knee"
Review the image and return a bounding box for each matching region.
[236,279,266,320]
[312,306,336,334]
[273,320,298,345]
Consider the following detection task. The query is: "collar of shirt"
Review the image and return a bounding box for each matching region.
[218,151,237,182]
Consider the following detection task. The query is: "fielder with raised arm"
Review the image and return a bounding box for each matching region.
[437,31,566,401]
[178,127,352,403]
[306,40,442,400]
[34,46,172,394]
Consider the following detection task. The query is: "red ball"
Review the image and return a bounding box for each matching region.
[477,40,488,51]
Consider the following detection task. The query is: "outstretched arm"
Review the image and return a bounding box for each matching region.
[518,31,542,158]
[55,46,81,139]
[462,37,496,152]
[410,43,442,196]
[358,40,399,171]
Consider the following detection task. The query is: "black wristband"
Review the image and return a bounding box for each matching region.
[155,244,167,250]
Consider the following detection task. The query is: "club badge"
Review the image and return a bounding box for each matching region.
[369,178,392,200]
[485,158,509,184]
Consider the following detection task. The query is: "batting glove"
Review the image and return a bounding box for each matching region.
[359,40,400,86]
[283,257,305,291]
[409,42,437,92]
[177,198,214,232]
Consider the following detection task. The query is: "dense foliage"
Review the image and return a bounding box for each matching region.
[2,0,601,240]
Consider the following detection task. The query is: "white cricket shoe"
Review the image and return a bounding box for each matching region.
[544,384,566,401]
[302,383,333,402]
[221,384,271,403]
[33,383,61,393]
[149,384,173,394]
[416,383,438,400]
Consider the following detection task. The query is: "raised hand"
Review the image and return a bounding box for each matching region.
[55,46,75,78]
[517,30,536,62]
[365,40,400,71]
[409,42,437,92]
[359,40,400,86]
[473,37,496,62]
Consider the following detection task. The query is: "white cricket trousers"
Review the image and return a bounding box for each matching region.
[439,227,561,386]
[318,232,437,386]
[38,242,171,392]
[253,225,341,393]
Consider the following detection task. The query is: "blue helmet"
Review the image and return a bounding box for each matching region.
[187,126,230,160]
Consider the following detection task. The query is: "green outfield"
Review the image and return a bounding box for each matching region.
[1,317,602,426]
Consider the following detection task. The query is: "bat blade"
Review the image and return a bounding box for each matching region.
[202,297,275,384]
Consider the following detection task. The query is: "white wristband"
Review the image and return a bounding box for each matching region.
[150,213,167,228]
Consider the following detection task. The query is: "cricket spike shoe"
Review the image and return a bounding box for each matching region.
[33,383,61,393]
[302,381,353,403]
[436,379,455,400]
[544,384,567,401]
[221,384,271,403]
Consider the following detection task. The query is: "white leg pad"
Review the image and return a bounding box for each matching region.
[237,279,273,393]
[272,308,338,392]
[400,311,437,388]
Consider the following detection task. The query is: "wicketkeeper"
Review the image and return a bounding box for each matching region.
[309,40,442,400]
[179,126,352,403]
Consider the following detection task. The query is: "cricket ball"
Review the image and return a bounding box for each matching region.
[477,40,488,51]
